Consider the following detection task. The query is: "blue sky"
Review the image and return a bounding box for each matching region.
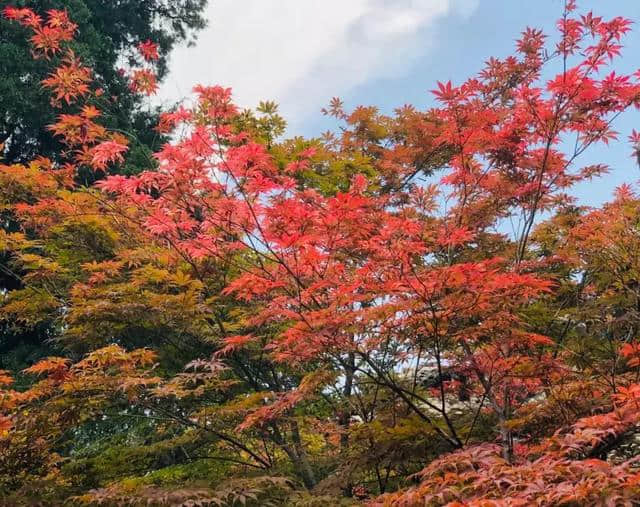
[159,0,640,207]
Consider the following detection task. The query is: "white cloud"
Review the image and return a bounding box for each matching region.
[158,0,478,130]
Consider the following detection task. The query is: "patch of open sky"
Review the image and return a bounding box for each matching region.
[299,0,640,208]
[157,0,640,240]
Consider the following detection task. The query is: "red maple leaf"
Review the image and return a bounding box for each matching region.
[90,140,129,170]
[138,40,159,62]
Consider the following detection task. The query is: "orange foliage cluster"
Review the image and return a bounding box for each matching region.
[2,2,640,505]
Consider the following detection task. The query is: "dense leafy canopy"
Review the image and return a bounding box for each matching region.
[0,0,208,166]
[2,2,640,505]
[0,0,208,403]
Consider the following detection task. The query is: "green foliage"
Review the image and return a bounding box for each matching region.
[4,3,640,506]
[0,0,208,401]
[0,0,208,165]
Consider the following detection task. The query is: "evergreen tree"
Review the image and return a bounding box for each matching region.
[0,0,208,167]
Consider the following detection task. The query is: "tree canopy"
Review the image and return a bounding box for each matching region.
[0,0,208,392]
[2,2,640,506]
[0,0,208,167]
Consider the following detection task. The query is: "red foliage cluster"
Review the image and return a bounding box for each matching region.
[2,2,640,504]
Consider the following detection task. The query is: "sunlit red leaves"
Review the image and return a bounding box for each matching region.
[41,51,92,105]
[523,333,555,347]
[613,384,640,406]
[24,357,71,377]
[24,357,71,383]
[3,2,640,503]
[621,342,640,367]
[138,40,159,62]
[129,68,158,96]
[193,85,237,120]
[48,112,107,147]
[0,370,13,387]
[431,80,457,102]
[3,6,42,29]
[236,370,334,431]
[31,26,67,57]
[4,8,76,58]
[90,139,129,170]
[222,274,287,302]
[436,225,473,247]
[429,6,640,231]
[157,106,193,133]
[4,6,160,180]
[373,436,640,506]
[215,334,255,356]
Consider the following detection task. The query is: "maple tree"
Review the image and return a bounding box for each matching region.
[0,1,209,449]
[1,2,640,505]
